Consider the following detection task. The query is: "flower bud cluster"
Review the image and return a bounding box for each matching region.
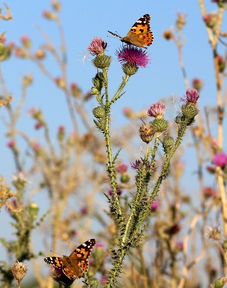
[175,88,200,126]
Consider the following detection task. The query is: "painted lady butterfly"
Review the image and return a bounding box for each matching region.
[44,239,96,280]
[108,14,153,49]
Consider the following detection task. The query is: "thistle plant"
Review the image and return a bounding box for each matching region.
[88,37,200,286]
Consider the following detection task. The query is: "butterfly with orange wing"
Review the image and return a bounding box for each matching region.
[108,14,153,49]
[44,239,96,280]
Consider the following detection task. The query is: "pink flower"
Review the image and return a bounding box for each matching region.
[28,107,39,117]
[212,152,227,167]
[185,88,199,104]
[116,163,128,173]
[100,277,108,285]
[7,140,15,148]
[192,78,203,91]
[147,102,166,118]
[58,125,65,134]
[35,122,43,130]
[31,142,41,152]
[117,46,149,67]
[176,241,183,250]
[88,38,107,55]
[96,242,105,249]
[150,200,159,211]
[21,35,31,48]
[80,207,88,215]
[123,107,134,118]
[203,187,217,198]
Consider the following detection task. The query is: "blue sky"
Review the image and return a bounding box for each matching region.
[0,0,226,263]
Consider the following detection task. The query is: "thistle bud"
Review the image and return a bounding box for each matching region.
[55,77,66,89]
[93,106,105,119]
[181,103,198,119]
[163,30,174,40]
[216,55,226,73]
[203,13,217,29]
[92,72,104,91]
[0,43,11,61]
[23,74,33,86]
[120,173,130,183]
[93,54,111,69]
[192,78,203,91]
[70,83,81,98]
[122,63,138,76]
[57,125,65,141]
[150,118,168,133]
[35,49,46,60]
[21,36,31,49]
[90,87,99,95]
[176,13,186,30]
[52,0,61,11]
[43,10,57,20]
[28,202,39,219]
[162,136,174,154]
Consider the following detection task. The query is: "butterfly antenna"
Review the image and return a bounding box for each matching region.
[108,31,122,39]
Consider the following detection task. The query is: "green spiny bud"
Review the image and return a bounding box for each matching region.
[181,103,198,119]
[94,119,105,131]
[120,173,130,184]
[122,63,138,76]
[150,118,168,132]
[91,87,99,95]
[28,202,39,220]
[93,54,111,69]
[93,106,105,119]
[92,72,104,91]
[162,136,174,154]
[175,114,183,124]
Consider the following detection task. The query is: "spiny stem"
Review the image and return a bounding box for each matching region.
[111,75,130,104]
[150,123,187,202]
[102,68,122,220]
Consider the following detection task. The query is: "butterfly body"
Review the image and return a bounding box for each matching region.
[44,239,96,280]
[108,14,153,49]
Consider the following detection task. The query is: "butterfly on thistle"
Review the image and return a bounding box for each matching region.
[44,239,96,280]
[108,14,153,49]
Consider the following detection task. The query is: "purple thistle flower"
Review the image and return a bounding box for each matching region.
[131,159,151,170]
[88,38,107,55]
[150,200,159,211]
[100,277,108,285]
[131,159,143,169]
[147,102,166,118]
[108,188,122,196]
[212,152,227,167]
[117,46,149,67]
[185,88,200,104]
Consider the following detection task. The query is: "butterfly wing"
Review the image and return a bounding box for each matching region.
[62,239,96,279]
[123,14,154,48]
[44,256,63,269]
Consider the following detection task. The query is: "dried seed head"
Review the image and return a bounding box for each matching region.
[139,123,156,143]
[11,262,28,283]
